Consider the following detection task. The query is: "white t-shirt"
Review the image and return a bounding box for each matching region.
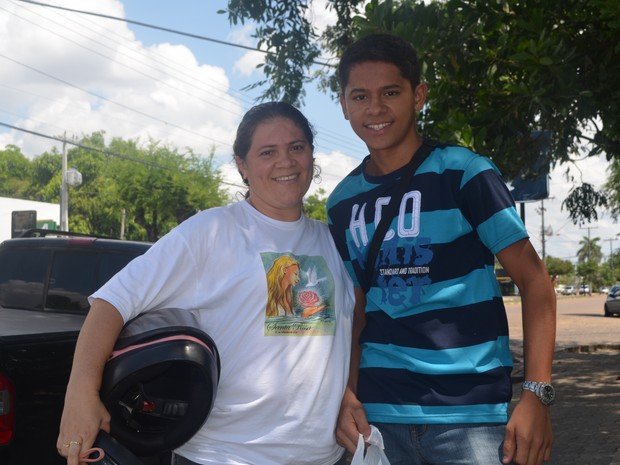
[92,200,354,465]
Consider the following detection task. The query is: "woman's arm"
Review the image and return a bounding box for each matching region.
[57,298,125,465]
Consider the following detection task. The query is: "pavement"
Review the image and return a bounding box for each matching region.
[506,294,620,465]
[510,343,620,465]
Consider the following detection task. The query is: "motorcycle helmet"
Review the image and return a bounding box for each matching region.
[99,308,220,457]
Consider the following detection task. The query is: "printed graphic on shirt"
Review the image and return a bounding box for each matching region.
[349,191,432,306]
[261,252,336,336]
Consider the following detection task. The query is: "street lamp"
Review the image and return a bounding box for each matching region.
[59,136,82,231]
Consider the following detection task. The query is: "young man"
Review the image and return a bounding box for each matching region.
[327,33,556,465]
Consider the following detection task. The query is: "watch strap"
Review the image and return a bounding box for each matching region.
[522,380,555,406]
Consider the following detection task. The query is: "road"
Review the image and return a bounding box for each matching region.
[505,293,620,351]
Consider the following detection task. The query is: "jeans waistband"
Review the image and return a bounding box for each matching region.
[172,454,200,465]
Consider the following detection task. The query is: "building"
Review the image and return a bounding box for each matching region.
[0,197,59,242]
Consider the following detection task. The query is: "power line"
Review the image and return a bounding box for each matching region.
[4,1,248,118]
[0,120,246,189]
[5,0,364,157]
[0,52,231,147]
[16,0,336,67]
[0,120,164,168]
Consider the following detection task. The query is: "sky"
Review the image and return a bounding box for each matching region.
[0,0,617,263]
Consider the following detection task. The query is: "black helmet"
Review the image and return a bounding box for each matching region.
[99,308,220,457]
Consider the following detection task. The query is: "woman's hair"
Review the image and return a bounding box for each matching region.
[265,255,300,317]
[233,101,315,162]
[338,33,422,92]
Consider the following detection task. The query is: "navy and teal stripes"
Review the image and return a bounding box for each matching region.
[327,144,528,425]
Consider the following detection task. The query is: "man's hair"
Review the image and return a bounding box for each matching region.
[338,33,422,92]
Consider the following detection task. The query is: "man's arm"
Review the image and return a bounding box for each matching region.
[336,287,371,453]
[497,238,556,465]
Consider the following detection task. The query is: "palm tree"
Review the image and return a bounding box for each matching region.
[577,236,603,264]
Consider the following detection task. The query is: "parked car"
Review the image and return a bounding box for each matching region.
[0,229,151,464]
[604,285,620,317]
[561,285,577,295]
[579,284,591,295]
[599,286,610,294]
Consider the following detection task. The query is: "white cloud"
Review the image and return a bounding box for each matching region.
[522,153,616,262]
[307,0,338,35]
[1,0,615,261]
[311,150,358,196]
[0,0,244,162]
[233,50,264,77]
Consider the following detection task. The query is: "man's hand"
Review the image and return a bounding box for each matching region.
[503,393,554,465]
[336,387,371,453]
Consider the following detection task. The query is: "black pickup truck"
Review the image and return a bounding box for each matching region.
[0,230,150,465]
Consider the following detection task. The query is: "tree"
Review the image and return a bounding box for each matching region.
[0,145,32,198]
[92,137,229,241]
[28,150,63,202]
[0,134,230,242]
[304,188,328,222]
[544,256,574,279]
[576,259,598,290]
[604,156,620,220]
[223,0,620,225]
[225,0,323,103]
[576,236,603,264]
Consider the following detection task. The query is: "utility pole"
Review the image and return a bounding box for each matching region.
[60,132,68,231]
[120,208,126,240]
[59,133,82,232]
[581,226,598,262]
[607,237,614,272]
[536,198,553,260]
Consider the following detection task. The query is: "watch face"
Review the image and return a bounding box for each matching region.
[541,384,555,404]
[523,381,555,405]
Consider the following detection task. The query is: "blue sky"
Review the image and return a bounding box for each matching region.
[120,0,368,164]
[0,0,617,263]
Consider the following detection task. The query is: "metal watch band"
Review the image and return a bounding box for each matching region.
[522,380,555,406]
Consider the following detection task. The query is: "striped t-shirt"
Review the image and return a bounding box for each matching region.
[327,144,528,424]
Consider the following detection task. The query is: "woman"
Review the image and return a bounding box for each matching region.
[58,102,354,465]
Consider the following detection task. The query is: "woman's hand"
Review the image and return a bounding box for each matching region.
[57,386,111,465]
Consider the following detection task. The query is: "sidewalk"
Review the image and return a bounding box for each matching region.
[510,344,620,465]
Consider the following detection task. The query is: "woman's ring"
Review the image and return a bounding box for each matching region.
[63,440,82,447]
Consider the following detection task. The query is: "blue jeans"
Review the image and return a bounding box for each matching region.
[374,422,508,465]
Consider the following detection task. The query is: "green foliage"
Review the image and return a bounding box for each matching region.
[576,235,603,264]
[576,259,599,287]
[0,145,32,198]
[604,156,620,220]
[563,183,608,225]
[29,151,62,202]
[226,0,620,225]
[1,134,230,242]
[225,0,322,104]
[304,187,328,222]
[545,256,574,278]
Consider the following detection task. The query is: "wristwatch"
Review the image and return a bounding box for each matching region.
[522,381,555,406]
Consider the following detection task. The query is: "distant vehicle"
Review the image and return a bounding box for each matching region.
[579,284,591,295]
[599,287,610,294]
[561,286,577,295]
[604,285,620,317]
